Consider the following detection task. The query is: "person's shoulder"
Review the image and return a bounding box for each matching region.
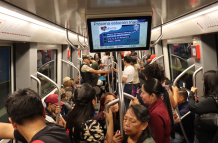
[31,123,71,143]
[143,137,155,143]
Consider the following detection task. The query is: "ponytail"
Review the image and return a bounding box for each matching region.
[162,87,175,139]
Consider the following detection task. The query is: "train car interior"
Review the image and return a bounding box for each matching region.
[1,0,218,143]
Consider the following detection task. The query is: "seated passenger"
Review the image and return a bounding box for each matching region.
[170,88,195,143]
[66,83,113,143]
[44,94,66,127]
[113,104,155,143]
[94,92,120,135]
[131,78,175,143]
[1,88,70,143]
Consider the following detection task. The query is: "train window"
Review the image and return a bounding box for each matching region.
[168,43,194,90]
[37,50,57,97]
[0,47,11,123]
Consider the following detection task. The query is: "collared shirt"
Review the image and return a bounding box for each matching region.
[132,64,140,84]
[81,62,92,72]
[148,97,171,143]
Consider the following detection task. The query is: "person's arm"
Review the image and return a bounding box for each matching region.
[188,87,218,114]
[104,109,114,143]
[150,113,165,143]
[89,69,109,74]
[122,77,127,83]
[0,123,15,139]
[169,86,179,109]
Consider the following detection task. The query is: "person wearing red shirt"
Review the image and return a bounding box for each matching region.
[131,78,175,143]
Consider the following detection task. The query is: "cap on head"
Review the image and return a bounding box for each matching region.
[45,94,64,106]
[83,54,90,60]
[63,77,71,83]
[150,54,156,60]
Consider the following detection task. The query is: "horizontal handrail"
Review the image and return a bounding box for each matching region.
[37,72,61,124]
[61,59,81,85]
[180,111,191,120]
[173,64,195,86]
[123,92,134,100]
[38,60,55,71]
[30,75,42,96]
[150,55,164,64]
[171,54,187,62]
[84,37,89,48]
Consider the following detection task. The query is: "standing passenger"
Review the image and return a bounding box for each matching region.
[131,78,175,143]
[80,55,109,87]
[188,70,218,143]
[1,88,71,143]
[112,56,134,109]
[102,52,111,69]
[131,56,141,90]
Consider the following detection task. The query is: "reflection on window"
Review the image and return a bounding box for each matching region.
[168,43,194,90]
[37,50,57,97]
[0,47,11,123]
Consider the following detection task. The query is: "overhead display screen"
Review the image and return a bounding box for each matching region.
[87,16,152,52]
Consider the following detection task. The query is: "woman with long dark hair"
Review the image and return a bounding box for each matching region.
[94,92,120,136]
[113,104,155,143]
[66,83,113,143]
[189,70,218,143]
[132,78,175,143]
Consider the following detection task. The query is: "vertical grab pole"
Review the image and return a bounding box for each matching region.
[193,67,203,95]
[110,52,114,93]
[173,64,195,143]
[117,52,125,135]
[37,72,61,124]
[107,64,111,93]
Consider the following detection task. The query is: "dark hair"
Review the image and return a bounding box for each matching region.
[124,56,132,63]
[131,52,137,56]
[178,88,188,101]
[5,88,44,125]
[105,52,110,56]
[142,78,175,138]
[143,63,165,82]
[94,92,119,121]
[66,83,96,143]
[127,105,153,143]
[203,70,218,97]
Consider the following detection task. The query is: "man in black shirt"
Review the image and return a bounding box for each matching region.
[0,88,70,143]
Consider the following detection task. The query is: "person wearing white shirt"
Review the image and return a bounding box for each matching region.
[102,52,111,69]
[112,56,134,109]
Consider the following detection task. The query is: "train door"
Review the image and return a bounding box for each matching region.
[0,46,13,124]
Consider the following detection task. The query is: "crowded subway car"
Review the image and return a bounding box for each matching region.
[1,0,218,143]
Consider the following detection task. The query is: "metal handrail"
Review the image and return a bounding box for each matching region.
[123,92,134,100]
[38,60,55,71]
[117,52,125,135]
[30,75,42,96]
[180,111,191,120]
[111,53,114,93]
[173,64,195,143]
[193,67,203,88]
[105,98,120,128]
[84,37,89,48]
[150,9,163,48]
[66,29,77,50]
[150,55,164,64]
[77,34,85,48]
[61,59,81,85]
[105,93,134,128]
[171,54,187,62]
[37,72,61,124]
[173,64,195,86]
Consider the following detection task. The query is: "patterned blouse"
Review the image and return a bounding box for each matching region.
[72,119,105,143]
